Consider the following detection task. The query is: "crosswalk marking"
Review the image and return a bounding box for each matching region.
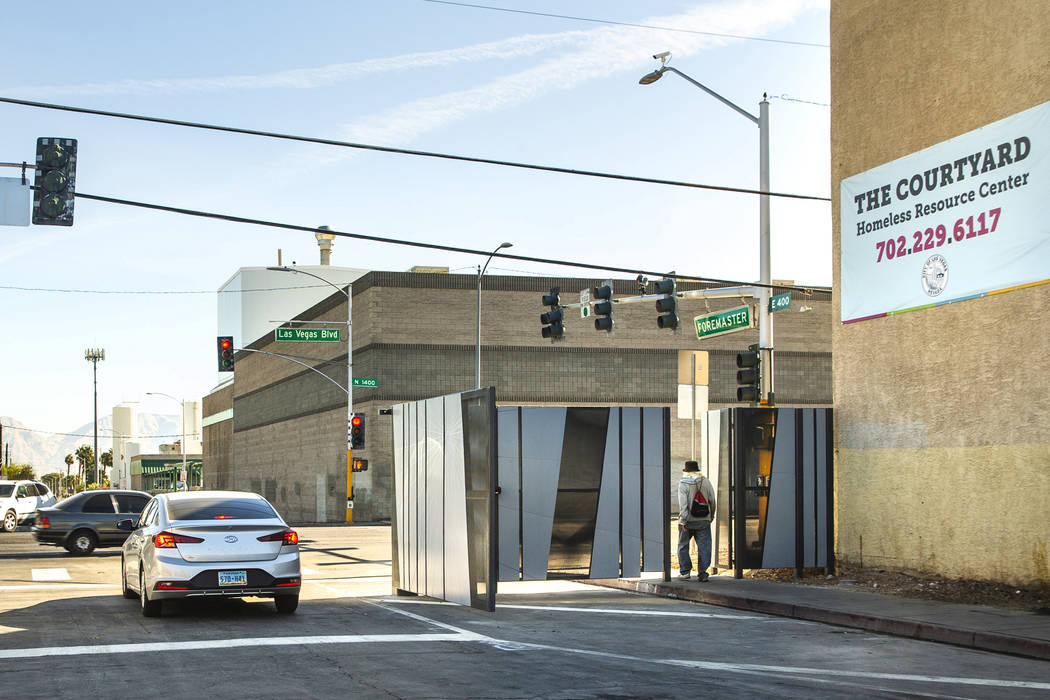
[31,569,71,581]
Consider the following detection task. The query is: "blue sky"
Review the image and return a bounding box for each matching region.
[0,0,830,441]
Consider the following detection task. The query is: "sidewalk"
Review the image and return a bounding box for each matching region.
[590,574,1050,662]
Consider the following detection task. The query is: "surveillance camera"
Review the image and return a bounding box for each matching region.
[653,51,671,60]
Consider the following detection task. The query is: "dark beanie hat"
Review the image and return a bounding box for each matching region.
[684,460,699,472]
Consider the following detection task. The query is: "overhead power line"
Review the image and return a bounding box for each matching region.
[421,0,830,48]
[72,189,821,294]
[0,423,183,440]
[0,96,830,203]
[0,282,356,295]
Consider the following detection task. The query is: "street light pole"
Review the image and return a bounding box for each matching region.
[640,57,774,402]
[84,348,105,485]
[267,263,354,521]
[147,392,186,490]
[476,242,513,390]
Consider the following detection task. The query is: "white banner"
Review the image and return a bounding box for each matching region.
[840,100,1050,323]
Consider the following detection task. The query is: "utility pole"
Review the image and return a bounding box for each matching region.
[85,348,105,486]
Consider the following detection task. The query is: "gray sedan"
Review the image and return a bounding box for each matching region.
[119,491,301,617]
[32,490,151,554]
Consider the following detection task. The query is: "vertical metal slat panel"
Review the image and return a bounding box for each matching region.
[442,393,470,606]
[590,408,622,578]
[620,408,641,578]
[497,406,521,581]
[425,396,446,598]
[520,407,565,580]
[641,407,664,572]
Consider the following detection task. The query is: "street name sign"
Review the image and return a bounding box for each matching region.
[769,292,791,312]
[275,328,341,342]
[694,305,754,340]
[352,377,378,388]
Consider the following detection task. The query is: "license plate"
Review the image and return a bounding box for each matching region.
[218,570,247,586]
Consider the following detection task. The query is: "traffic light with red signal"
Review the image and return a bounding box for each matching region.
[217,336,234,372]
[350,413,366,449]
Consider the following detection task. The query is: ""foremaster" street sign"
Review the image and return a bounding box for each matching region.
[693,305,754,340]
[275,328,342,342]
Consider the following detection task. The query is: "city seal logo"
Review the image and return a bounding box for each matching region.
[921,254,948,297]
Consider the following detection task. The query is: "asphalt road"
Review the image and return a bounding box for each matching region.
[1,526,1048,698]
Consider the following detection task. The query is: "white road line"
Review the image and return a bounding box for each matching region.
[2,586,1041,692]
[299,567,321,575]
[366,602,1050,692]
[498,604,760,620]
[0,633,477,660]
[510,642,1050,691]
[31,568,71,581]
[0,584,115,590]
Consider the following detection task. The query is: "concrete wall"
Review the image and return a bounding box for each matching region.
[202,383,233,490]
[831,1,1050,585]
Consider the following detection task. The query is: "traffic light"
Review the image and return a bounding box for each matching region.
[33,138,78,226]
[593,282,614,332]
[654,278,678,330]
[352,458,369,472]
[217,336,234,372]
[540,287,564,340]
[736,344,761,403]
[350,413,366,449]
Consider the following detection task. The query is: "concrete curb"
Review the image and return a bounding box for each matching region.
[589,578,1050,662]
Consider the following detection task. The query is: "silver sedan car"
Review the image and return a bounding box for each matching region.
[119,491,301,617]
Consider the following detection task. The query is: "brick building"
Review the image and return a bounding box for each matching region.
[203,270,831,523]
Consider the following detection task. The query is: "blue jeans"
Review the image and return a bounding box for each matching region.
[678,521,711,576]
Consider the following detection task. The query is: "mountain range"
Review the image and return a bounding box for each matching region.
[1,414,180,478]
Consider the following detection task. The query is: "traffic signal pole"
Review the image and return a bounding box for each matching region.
[267,263,354,522]
[758,97,774,404]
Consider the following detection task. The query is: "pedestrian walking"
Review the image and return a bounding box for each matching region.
[677,460,715,581]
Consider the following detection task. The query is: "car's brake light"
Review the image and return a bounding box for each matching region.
[153,531,205,548]
[38,516,50,528]
[257,529,299,545]
[275,577,301,587]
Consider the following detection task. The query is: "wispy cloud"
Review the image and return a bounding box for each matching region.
[324,0,821,156]
[0,227,77,264]
[3,33,585,98]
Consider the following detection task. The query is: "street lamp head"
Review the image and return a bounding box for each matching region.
[266,266,294,272]
[498,242,513,250]
[639,68,665,85]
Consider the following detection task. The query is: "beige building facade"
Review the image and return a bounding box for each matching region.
[831,1,1049,586]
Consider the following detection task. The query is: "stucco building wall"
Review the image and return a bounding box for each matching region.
[831,1,1050,585]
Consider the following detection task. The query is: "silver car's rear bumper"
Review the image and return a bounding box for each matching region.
[143,550,300,600]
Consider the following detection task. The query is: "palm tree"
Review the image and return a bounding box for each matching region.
[64,454,74,496]
[100,449,113,487]
[74,445,94,489]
